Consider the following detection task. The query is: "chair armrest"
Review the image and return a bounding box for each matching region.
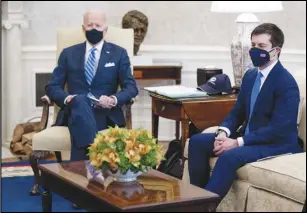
[38,95,52,132]
[128,98,135,105]
[41,95,51,105]
[202,126,219,134]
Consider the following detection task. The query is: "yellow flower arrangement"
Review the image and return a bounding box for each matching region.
[88,126,164,174]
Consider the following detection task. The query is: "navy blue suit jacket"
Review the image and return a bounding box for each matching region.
[220,61,300,152]
[46,41,138,128]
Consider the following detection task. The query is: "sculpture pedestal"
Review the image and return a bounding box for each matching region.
[132,55,153,66]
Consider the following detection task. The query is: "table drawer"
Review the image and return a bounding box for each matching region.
[153,100,183,120]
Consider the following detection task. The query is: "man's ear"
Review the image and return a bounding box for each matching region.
[82,25,86,33]
[270,47,280,58]
[274,47,281,58]
[104,26,108,38]
[276,47,281,54]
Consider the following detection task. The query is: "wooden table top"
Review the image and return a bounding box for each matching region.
[149,92,237,104]
[39,161,219,211]
[134,65,182,69]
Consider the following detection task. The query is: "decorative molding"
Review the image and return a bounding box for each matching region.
[5,1,25,21]
[21,45,306,62]
[141,45,230,52]
[2,20,29,30]
[7,1,23,13]
[2,2,28,30]
[22,46,56,60]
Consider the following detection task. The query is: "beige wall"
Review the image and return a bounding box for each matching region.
[22,1,306,49]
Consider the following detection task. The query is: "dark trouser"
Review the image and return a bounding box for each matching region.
[68,95,117,161]
[188,133,302,199]
[70,146,90,161]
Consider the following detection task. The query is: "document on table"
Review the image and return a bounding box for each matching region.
[144,85,208,99]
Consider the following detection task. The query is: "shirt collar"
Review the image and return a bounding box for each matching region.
[86,39,104,53]
[258,60,278,79]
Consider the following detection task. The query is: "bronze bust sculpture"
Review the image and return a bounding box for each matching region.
[122,10,148,56]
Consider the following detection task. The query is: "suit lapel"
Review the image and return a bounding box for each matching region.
[94,41,113,79]
[252,61,282,114]
[75,42,87,85]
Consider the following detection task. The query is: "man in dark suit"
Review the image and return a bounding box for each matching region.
[188,23,303,199]
[46,10,138,161]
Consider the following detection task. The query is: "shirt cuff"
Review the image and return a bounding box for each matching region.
[218,127,231,137]
[64,95,77,105]
[110,95,118,107]
[64,96,70,105]
[237,137,244,147]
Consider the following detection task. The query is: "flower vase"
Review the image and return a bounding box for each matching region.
[107,169,143,183]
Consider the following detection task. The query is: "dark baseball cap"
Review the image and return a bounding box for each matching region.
[197,74,232,95]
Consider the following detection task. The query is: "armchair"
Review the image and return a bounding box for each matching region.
[183,68,306,212]
[29,26,135,195]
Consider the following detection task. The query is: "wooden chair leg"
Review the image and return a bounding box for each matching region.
[29,151,52,196]
[125,103,132,130]
[55,151,62,163]
[29,152,40,196]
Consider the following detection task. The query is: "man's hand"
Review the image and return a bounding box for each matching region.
[97,95,116,108]
[214,131,227,149]
[213,138,239,156]
[65,95,77,104]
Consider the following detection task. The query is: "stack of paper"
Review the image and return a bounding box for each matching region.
[144,85,208,99]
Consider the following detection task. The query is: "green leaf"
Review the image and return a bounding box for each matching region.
[98,143,110,151]
[140,150,157,167]
[118,152,130,174]
[115,140,126,152]
[102,162,109,170]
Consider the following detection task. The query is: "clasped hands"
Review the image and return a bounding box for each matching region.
[66,95,116,109]
[95,95,116,109]
[213,132,239,156]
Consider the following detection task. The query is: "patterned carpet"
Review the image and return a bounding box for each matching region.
[1,160,57,178]
[2,165,34,177]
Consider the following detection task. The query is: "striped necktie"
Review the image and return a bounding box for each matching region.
[85,47,97,85]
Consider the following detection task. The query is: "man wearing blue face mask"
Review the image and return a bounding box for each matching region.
[45,10,138,161]
[188,23,302,200]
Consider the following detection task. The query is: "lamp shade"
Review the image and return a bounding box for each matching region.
[211,1,283,13]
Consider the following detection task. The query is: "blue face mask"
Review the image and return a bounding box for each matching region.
[85,29,103,45]
[249,47,277,67]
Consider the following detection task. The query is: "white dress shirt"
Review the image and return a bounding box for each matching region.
[64,39,117,106]
[219,60,279,146]
[85,40,104,72]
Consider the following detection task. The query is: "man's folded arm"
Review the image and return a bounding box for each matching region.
[110,95,118,106]
[45,49,69,108]
[113,49,139,106]
[219,72,249,136]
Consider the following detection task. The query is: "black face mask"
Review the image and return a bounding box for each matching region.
[85,29,103,45]
[249,47,277,67]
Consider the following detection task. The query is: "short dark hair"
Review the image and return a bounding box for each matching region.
[251,23,284,49]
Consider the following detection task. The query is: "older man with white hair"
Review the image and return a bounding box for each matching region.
[46,9,138,161]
